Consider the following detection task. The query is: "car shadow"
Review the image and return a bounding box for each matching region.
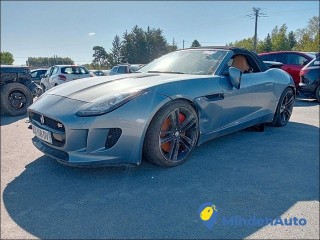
[3,121,319,239]
[0,114,28,126]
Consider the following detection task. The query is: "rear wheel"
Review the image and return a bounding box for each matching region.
[272,88,295,127]
[315,85,320,103]
[143,100,199,167]
[0,83,33,116]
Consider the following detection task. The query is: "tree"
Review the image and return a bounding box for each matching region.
[92,46,109,68]
[0,51,14,65]
[228,37,254,51]
[109,35,122,67]
[271,24,290,51]
[294,16,319,51]
[27,56,74,68]
[261,34,272,52]
[288,31,297,50]
[120,25,174,64]
[191,40,201,48]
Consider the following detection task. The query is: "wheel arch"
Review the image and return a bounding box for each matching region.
[139,96,200,165]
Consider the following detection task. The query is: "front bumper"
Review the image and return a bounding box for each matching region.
[28,92,169,166]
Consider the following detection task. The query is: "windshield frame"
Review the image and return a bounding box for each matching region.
[139,49,229,76]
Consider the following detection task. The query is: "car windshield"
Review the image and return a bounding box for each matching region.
[139,49,228,75]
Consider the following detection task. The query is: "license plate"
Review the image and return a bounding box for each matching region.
[32,124,53,144]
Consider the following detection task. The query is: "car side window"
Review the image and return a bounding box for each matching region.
[31,71,37,78]
[52,67,59,75]
[117,66,126,73]
[287,54,309,66]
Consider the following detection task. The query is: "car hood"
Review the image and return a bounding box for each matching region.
[44,73,211,102]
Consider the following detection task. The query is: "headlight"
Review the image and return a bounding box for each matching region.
[76,90,146,117]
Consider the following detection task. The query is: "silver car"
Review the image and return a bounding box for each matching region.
[28,47,295,167]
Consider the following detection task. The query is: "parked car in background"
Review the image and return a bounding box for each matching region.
[40,65,91,92]
[89,70,105,77]
[31,68,47,85]
[1,65,40,116]
[258,51,316,88]
[28,47,295,168]
[298,56,320,102]
[109,64,144,75]
[40,66,54,92]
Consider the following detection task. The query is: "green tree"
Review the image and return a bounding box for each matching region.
[27,56,74,68]
[294,16,319,51]
[0,51,14,65]
[92,46,109,68]
[191,40,201,47]
[261,34,272,52]
[288,31,297,50]
[120,26,174,64]
[271,24,290,51]
[109,35,122,67]
[229,37,254,51]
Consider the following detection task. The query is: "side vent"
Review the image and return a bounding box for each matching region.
[105,128,122,149]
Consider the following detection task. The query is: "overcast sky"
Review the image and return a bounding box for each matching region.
[1,1,318,65]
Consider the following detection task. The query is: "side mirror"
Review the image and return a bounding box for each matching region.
[314,60,320,66]
[40,74,45,78]
[229,67,242,89]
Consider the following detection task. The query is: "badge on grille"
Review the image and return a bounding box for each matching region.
[40,115,45,125]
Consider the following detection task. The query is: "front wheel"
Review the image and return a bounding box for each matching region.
[143,100,199,167]
[272,88,295,127]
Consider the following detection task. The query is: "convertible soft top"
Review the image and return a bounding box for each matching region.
[190,46,269,72]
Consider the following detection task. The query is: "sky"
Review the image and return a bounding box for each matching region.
[1,1,319,66]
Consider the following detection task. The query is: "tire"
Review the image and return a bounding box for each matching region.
[272,88,295,127]
[143,100,199,167]
[315,85,320,103]
[0,83,33,116]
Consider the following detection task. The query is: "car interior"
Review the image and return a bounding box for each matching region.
[230,54,261,73]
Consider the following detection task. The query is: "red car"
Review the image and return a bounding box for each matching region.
[258,51,316,88]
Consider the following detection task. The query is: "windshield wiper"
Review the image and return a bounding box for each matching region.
[147,70,185,74]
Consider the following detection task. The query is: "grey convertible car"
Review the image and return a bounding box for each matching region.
[28,47,295,167]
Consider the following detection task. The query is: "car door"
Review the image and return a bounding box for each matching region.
[41,67,54,90]
[284,53,310,86]
[217,56,275,129]
[48,66,60,88]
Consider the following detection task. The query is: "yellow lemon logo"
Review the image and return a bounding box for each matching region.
[200,205,217,221]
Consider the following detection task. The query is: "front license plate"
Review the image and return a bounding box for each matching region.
[32,124,53,144]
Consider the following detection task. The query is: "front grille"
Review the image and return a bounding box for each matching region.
[29,112,65,132]
[105,128,122,149]
[29,111,66,147]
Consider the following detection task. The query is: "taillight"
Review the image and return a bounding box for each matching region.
[58,75,67,81]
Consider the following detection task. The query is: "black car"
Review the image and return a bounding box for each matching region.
[298,57,320,102]
[0,65,41,116]
[31,68,47,85]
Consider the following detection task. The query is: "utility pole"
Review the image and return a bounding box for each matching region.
[246,7,267,52]
[253,8,259,52]
[183,40,185,49]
